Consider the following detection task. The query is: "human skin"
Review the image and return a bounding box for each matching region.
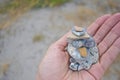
[36,13,120,80]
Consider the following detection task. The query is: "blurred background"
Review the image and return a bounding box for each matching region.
[0,0,120,80]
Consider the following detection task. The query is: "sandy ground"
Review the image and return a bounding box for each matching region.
[0,0,120,80]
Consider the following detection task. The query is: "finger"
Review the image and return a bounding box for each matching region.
[87,14,111,36]
[98,22,120,56]
[94,13,120,44]
[54,31,71,50]
[100,37,120,71]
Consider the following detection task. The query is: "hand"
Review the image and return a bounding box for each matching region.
[36,13,120,80]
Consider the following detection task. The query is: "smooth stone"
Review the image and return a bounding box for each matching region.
[67,32,90,39]
[74,26,83,32]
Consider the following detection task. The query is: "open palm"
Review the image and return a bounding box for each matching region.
[37,13,120,80]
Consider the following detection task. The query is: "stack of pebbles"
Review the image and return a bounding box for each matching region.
[67,26,99,71]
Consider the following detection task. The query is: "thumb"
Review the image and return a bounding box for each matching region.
[55,31,71,50]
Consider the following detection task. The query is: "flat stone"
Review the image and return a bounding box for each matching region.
[67,32,90,39]
[74,26,83,31]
